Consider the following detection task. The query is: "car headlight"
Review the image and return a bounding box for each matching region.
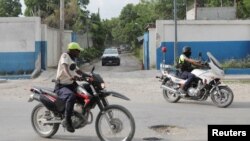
[101,83,105,89]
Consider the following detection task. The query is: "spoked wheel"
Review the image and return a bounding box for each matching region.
[31,104,59,138]
[211,86,234,108]
[95,105,135,141]
[162,81,181,103]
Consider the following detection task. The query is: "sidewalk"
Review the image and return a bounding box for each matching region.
[0,79,7,83]
[224,75,250,81]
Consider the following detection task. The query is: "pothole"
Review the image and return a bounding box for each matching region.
[143,137,162,140]
[149,124,186,135]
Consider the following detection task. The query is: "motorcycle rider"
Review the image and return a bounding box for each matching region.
[178,46,203,96]
[54,42,87,133]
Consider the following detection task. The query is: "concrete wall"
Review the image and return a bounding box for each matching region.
[197,7,236,20]
[148,28,156,68]
[0,17,41,74]
[187,7,236,20]
[74,33,93,49]
[154,20,250,69]
[0,17,73,76]
[39,25,72,67]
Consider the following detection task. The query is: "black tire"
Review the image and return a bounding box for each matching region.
[102,62,105,66]
[162,81,181,103]
[210,86,234,108]
[31,104,59,138]
[95,105,135,141]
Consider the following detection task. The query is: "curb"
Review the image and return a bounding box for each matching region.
[223,75,250,81]
[0,79,7,83]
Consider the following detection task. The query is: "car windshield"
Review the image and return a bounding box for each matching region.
[104,49,118,54]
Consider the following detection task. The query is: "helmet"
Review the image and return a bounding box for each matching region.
[182,46,191,57]
[182,46,191,53]
[67,42,83,51]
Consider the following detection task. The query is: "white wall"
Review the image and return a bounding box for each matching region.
[43,27,73,67]
[148,28,156,68]
[197,7,236,20]
[76,33,93,49]
[156,20,250,42]
[187,7,236,20]
[153,20,250,69]
[0,17,73,73]
[0,17,41,52]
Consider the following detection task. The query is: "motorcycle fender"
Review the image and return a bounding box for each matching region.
[209,84,228,94]
[162,77,170,85]
[102,91,130,101]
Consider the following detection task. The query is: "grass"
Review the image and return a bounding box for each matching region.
[222,55,250,68]
[223,80,250,84]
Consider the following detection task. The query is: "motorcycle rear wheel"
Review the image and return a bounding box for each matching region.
[95,105,135,141]
[31,103,60,138]
[162,82,181,103]
[211,86,234,108]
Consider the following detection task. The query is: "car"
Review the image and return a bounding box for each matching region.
[117,47,122,54]
[101,48,120,66]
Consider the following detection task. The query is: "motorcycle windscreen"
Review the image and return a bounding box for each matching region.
[207,52,225,76]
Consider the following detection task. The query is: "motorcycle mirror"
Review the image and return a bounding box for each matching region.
[91,66,95,73]
[69,63,76,71]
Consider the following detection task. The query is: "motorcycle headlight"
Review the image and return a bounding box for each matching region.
[101,83,105,89]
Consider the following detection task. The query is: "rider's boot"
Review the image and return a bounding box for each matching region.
[64,116,75,133]
[179,84,187,96]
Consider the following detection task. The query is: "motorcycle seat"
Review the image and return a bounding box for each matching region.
[33,86,58,98]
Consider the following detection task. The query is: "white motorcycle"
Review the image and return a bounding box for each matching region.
[156,52,234,108]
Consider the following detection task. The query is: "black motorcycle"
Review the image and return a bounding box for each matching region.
[28,66,136,141]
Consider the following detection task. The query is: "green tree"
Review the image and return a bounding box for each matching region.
[0,0,22,17]
[237,0,250,19]
[24,0,89,30]
[89,13,105,48]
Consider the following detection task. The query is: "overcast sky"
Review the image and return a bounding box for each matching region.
[20,0,140,19]
[87,0,140,19]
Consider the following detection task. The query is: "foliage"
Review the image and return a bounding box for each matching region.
[89,13,105,48]
[110,0,188,48]
[20,0,250,60]
[0,0,22,17]
[79,47,103,62]
[24,0,89,30]
[222,55,250,68]
[237,0,250,19]
[134,47,143,62]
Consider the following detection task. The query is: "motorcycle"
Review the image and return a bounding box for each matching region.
[156,52,234,108]
[28,66,136,141]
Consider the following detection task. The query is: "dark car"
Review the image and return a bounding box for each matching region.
[101,48,120,66]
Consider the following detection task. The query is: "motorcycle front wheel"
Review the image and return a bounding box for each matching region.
[211,86,234,108]
[31,104,60,138]
[95,105,135,141]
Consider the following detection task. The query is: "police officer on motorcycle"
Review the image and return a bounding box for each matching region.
[54,42,87,133]
[178,46,203,96]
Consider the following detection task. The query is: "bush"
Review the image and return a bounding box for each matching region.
[79,47,103,62]
[134,47,143,62]
[222,55,250,68]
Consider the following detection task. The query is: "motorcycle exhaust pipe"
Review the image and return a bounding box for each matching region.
[28,93,40,102]
[161,85,177,93]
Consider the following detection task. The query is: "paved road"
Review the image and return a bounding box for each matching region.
[0,53,250,141]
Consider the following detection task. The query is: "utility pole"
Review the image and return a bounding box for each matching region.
[59,0,64,56]
[174,0,178,65]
